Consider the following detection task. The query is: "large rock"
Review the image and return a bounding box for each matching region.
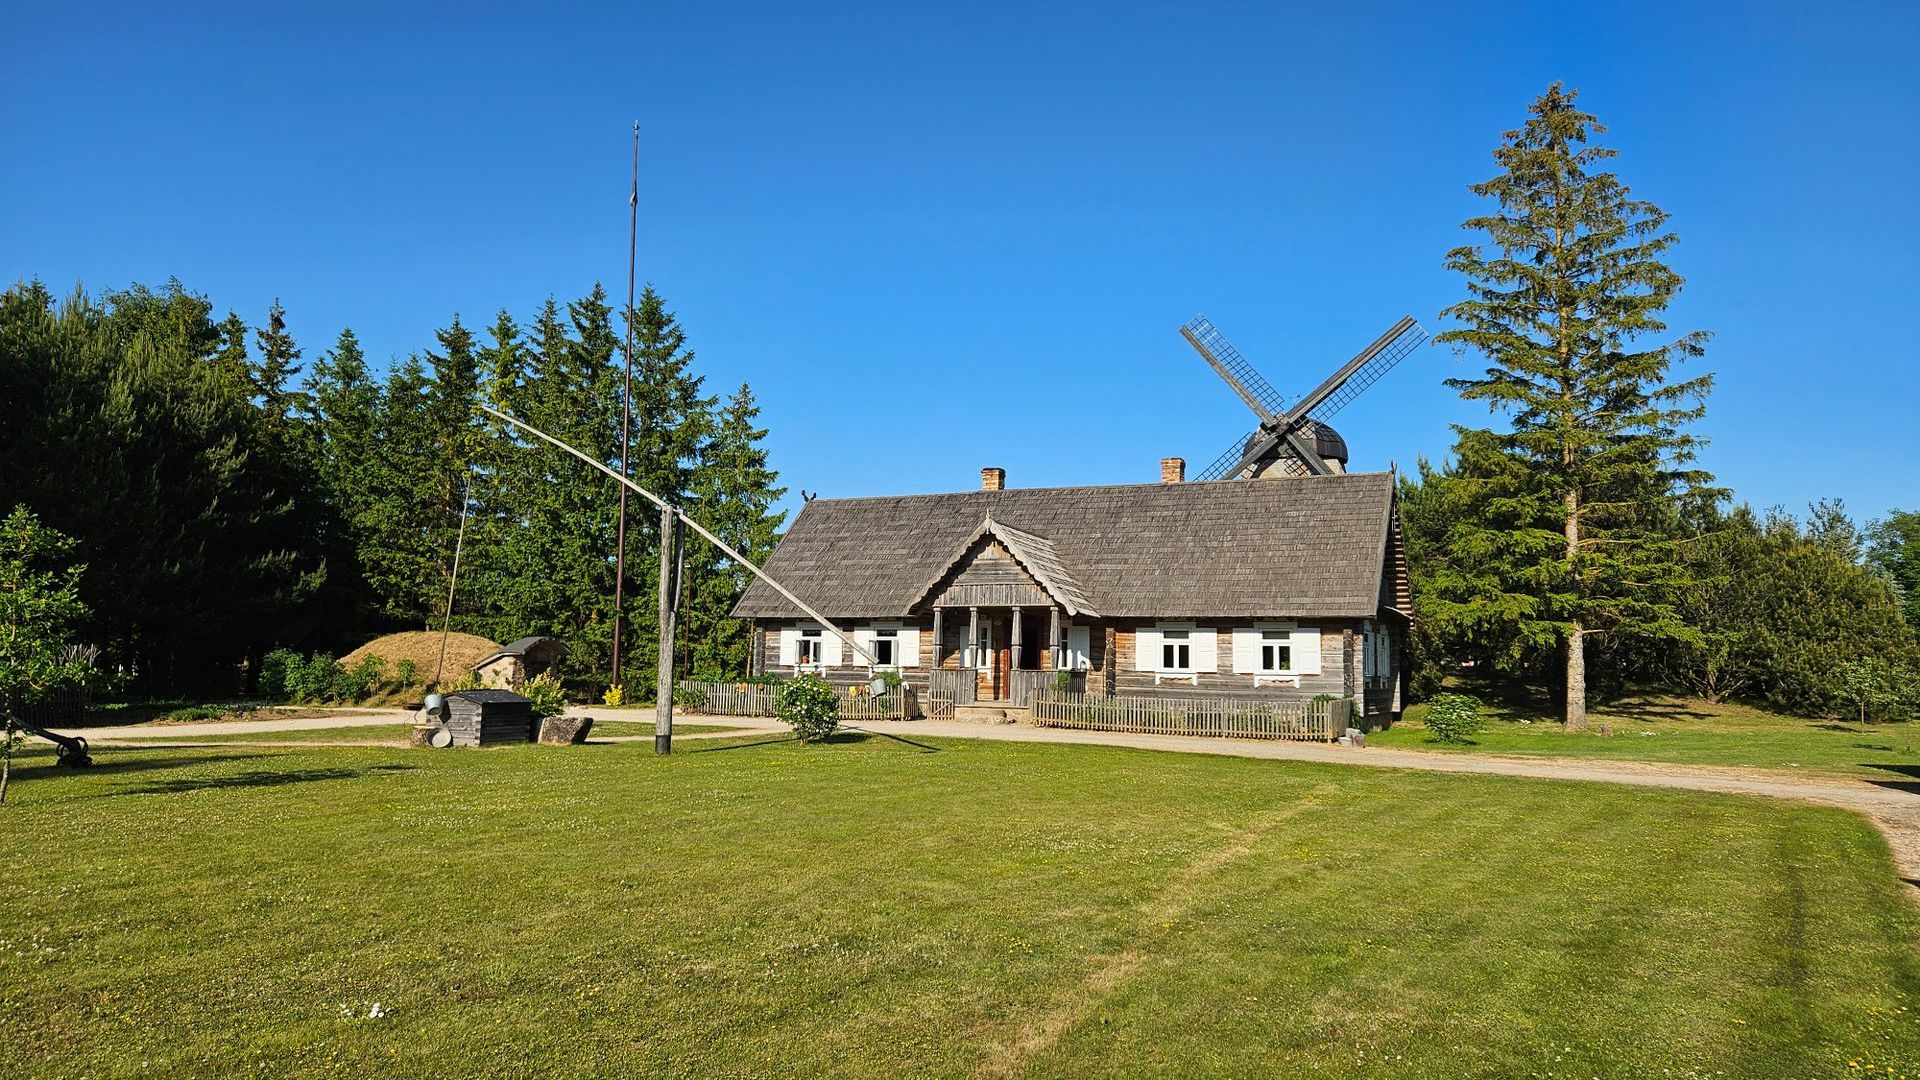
[537,715,593,745]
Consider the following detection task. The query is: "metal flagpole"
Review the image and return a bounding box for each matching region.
[611,122,640,695]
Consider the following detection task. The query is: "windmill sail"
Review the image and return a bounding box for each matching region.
[1300,318,1426,425]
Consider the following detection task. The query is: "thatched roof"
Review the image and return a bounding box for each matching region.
[732,472,1402,621]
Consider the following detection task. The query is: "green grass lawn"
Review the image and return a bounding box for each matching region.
[2,735,1916,1077]
[1371,693,1920,780]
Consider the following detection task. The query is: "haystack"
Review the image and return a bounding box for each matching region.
[342,631,501,683]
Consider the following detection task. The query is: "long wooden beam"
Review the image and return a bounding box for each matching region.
[480,405,879,667]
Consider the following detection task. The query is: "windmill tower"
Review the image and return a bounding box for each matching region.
[1179,315,1427,480]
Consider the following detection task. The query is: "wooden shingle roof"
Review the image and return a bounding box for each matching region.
[732,472,1402,620]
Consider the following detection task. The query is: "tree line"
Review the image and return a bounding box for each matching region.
[0,279,783,697]
[1400,84,1920,726]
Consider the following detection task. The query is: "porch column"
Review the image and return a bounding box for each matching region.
[968,606,979,668]
[932,607,944,666]
[1048,606,1062,670]
[1011,606,1023,667]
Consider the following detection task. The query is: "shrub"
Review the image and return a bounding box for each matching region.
[522,671,568,718]
[775,673,840,743]
[393,658,419,691]
[672,681,708,711]
[281,653,339,702]
[603,682,625,707]
[333,654,385,702]
[1423,693,1484,743]
[259,649,301,700]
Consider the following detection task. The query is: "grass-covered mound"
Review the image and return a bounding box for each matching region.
[2,735,1916,1076]
[339,631,500,685]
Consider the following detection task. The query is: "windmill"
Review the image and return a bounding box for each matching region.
[1179,314,1427,480]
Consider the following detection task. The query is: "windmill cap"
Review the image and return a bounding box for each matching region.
[1244,423,1348,463]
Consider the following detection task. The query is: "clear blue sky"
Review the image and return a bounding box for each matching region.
[5,2,1916,523]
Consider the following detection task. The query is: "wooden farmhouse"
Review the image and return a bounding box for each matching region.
[730,460,1410,721]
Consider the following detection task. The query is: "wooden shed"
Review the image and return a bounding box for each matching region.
[444,689,535,747]
[473,636,567,689]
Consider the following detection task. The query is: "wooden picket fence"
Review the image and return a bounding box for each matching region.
[677,680,919,720]
[680,681,781,717]
[1029,689,1351,743]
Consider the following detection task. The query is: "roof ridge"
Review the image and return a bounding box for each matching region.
[796,470,1393,507]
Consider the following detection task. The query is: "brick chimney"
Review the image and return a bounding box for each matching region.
[1160,457,1186,484]
[981,466,1005,492]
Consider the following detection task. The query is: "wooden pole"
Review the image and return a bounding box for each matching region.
[433,474,476,688]
[655,501,677,754]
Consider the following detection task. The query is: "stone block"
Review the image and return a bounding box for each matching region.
[537,715,594,745]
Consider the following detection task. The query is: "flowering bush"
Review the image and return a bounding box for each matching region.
[522,671,568,718]
[775,673,840,743]
[602,683,624,707]
[1422,693,1484,743]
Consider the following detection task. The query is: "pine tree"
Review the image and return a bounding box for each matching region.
[683,383,787,677]
[1435,84,1714,730]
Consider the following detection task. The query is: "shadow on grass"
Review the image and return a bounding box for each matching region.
[108,762,419,796]
[692,735,799,753]
[1604,698,1711,723]
[16,750,282,779]
[836,727,943,753]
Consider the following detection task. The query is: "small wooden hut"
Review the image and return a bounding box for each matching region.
[444,689,535,746]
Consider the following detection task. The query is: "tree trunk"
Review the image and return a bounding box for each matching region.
[1564,487,1588,732]
[1565,623,1587,732]
[1,715,13,806]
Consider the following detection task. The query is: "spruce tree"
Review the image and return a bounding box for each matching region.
[252,299,305,424]
[1435,84,1714,730]
[300,327,386,639]
[622,287,713,684]
[684,383,787,677]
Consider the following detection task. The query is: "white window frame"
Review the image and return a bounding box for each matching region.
[795,627,824,670]
[1160,628,1192,672]
[869,626,898,669]
[1258,628,1293,674]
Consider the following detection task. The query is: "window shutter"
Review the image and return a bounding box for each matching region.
[1292,627,1322,675]
[778,627,798,666]
[896,627,920,668]
[1134,627,1160,672]
[853,627,873,663]
[1192,628,1219,673]
[823,631,844,667]
[1231,628,1258,674]
[1068,626,1091,670]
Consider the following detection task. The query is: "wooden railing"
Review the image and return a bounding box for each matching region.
[1029,689,1351,743]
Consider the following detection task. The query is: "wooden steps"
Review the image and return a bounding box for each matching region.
[951,704,1028,725]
